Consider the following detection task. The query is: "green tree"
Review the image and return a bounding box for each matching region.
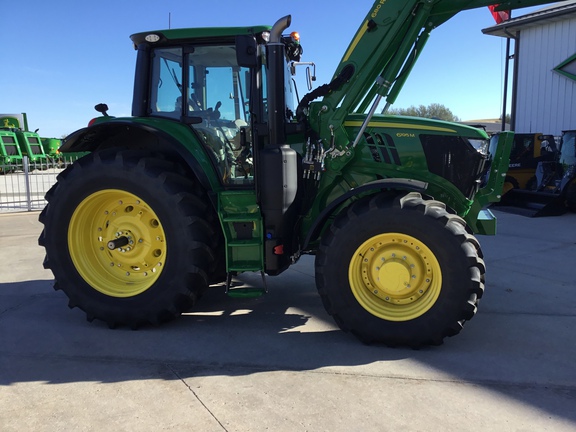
[387,103,460,122]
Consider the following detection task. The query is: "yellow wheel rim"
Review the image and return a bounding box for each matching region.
[349,233,441,321]
[68,189,166,297]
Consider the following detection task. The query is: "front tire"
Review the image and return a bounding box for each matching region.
[39,149,219,328]
[315,192,485,347]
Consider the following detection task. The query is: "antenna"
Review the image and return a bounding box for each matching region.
[169,12,171,29]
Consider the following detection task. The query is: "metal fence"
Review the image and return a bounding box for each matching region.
[0,157,65,212]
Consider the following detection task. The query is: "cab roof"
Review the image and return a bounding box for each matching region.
[130,25,271,46]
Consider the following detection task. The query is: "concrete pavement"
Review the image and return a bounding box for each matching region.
[1,209,575,431]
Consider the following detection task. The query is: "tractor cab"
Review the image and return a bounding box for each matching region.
[130,26,302,186]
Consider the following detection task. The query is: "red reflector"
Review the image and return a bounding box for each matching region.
[88,118,98,127]
[273,245,284,255]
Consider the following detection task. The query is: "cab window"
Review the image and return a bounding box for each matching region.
[149,47,183,118]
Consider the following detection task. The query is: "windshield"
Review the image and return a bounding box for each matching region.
[149,46,251,122]
[188,46,250,122]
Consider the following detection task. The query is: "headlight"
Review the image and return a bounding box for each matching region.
[469,139,489,156]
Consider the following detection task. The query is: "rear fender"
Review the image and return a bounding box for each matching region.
[61,120,219,192]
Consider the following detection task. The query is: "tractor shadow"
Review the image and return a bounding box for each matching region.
[1,253,575,425]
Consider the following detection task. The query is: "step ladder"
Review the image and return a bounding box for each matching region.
[218,190,267,297]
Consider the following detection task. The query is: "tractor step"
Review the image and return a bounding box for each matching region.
[226,288,267,298]
[225,271,268,298]
[218,190,264,272]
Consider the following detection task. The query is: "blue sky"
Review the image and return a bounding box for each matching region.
[2,0,541,138]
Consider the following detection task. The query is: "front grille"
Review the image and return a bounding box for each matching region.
[4,145,19,156]
[420,134,486,198]
[30,144,44,155]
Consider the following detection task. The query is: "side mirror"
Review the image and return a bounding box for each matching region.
[236,35,258,67]
[95,103,109,116]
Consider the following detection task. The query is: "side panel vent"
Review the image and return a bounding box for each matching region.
[363,132,401,165]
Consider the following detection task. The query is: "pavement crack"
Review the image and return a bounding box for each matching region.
[165,363,229,431]
[0,293,52,320]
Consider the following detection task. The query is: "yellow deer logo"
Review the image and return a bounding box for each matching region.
[2,118,17,128]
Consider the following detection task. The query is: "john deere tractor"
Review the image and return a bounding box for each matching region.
[39,0,562,347]
[1,113,52,171]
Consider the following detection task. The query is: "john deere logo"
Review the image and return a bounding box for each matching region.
[554,53,576,82]
[2,118,16,128]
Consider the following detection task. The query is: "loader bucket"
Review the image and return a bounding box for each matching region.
[496,189,567,217]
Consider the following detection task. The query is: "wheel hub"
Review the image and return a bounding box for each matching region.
[350,233,441,321]
[107,234,131,251]
[360,239,432,305]
[68,190,166,297]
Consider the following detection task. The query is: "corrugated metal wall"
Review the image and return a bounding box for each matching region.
[515,16,576,136]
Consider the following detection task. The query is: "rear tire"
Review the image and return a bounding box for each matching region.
[39,149,219,328]
[315,192,485,347]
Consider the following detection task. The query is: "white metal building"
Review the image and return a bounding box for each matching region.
[483,1,576,136]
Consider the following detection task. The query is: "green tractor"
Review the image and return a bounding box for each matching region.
[0,129,24,173]
[41,137,62,160]
[0,114,49,169]
[39,0,562,347]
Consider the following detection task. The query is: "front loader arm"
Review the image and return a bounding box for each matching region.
[307,0,563,152]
